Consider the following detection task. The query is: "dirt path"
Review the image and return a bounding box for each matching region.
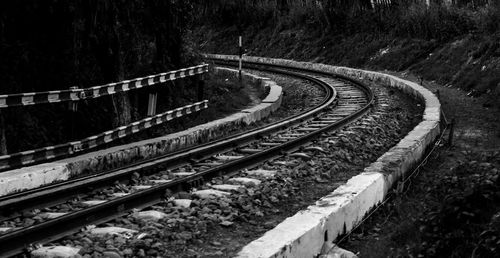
[341,72,500,257]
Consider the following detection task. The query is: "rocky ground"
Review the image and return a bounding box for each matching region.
[50,77,423,258]
[341,73,500,258]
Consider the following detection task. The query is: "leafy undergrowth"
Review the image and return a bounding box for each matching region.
[415,152,500,257]
[195,69,262,123]
[341,150,500,258]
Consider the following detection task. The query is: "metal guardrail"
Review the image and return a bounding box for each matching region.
[0,100,208,171]
[0,64,208,108]
[0,64,209,171]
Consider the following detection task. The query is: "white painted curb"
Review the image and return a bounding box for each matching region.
[0,68,283,196]
[206,54,440,258]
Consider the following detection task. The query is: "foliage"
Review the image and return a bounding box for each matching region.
[0,0,197,153]
[414,153,500,257]
[392,4,475,40]
[0,0,193,93]
[193,0,499,40]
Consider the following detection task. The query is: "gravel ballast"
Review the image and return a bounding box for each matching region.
[50,75,423,257]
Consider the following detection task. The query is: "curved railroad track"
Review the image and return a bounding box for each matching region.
[0,61,374,257]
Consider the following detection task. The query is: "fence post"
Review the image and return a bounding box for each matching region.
[435,89,445,130]
[69,86,79,112]
[0,110,7,155]
[238,35,243,84]
[198,74,205,101]
[147,92,158,116]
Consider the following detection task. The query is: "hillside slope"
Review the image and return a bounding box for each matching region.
[192,25,500,109]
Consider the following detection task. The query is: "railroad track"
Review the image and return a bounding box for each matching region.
[0,61,374,257]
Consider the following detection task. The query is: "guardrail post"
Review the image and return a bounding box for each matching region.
[68,86,79,112]
[197,74,205,101]
[68,86,79,140]
[147,92,158,116]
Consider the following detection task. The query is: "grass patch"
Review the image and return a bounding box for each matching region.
[195,70,254,123]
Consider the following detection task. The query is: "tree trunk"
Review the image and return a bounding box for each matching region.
[111,94,132,127]
[89,2,133,128]
[110,40,132,127]
[0,110,7,155]
[112,3,132,127]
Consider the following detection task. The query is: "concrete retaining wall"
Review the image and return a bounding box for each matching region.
[0,67,283,196]
[205,55,440,258]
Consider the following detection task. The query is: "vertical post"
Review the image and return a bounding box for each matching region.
[238,35,243,83]
[0,110,7,155]
[68,86,79,140]
[448,118,455,147]
[69,86,79,112]
[147,92,157,116]
[197,74,205,102]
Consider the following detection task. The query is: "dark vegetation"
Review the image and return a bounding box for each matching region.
[413,154,500,257]
[0,0,200,154]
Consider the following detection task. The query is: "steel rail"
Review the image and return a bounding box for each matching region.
[0,61,373,257]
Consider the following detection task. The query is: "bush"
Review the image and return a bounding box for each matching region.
[194,1,500,40]
[393,4,475,40]
[475,4,500,33]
